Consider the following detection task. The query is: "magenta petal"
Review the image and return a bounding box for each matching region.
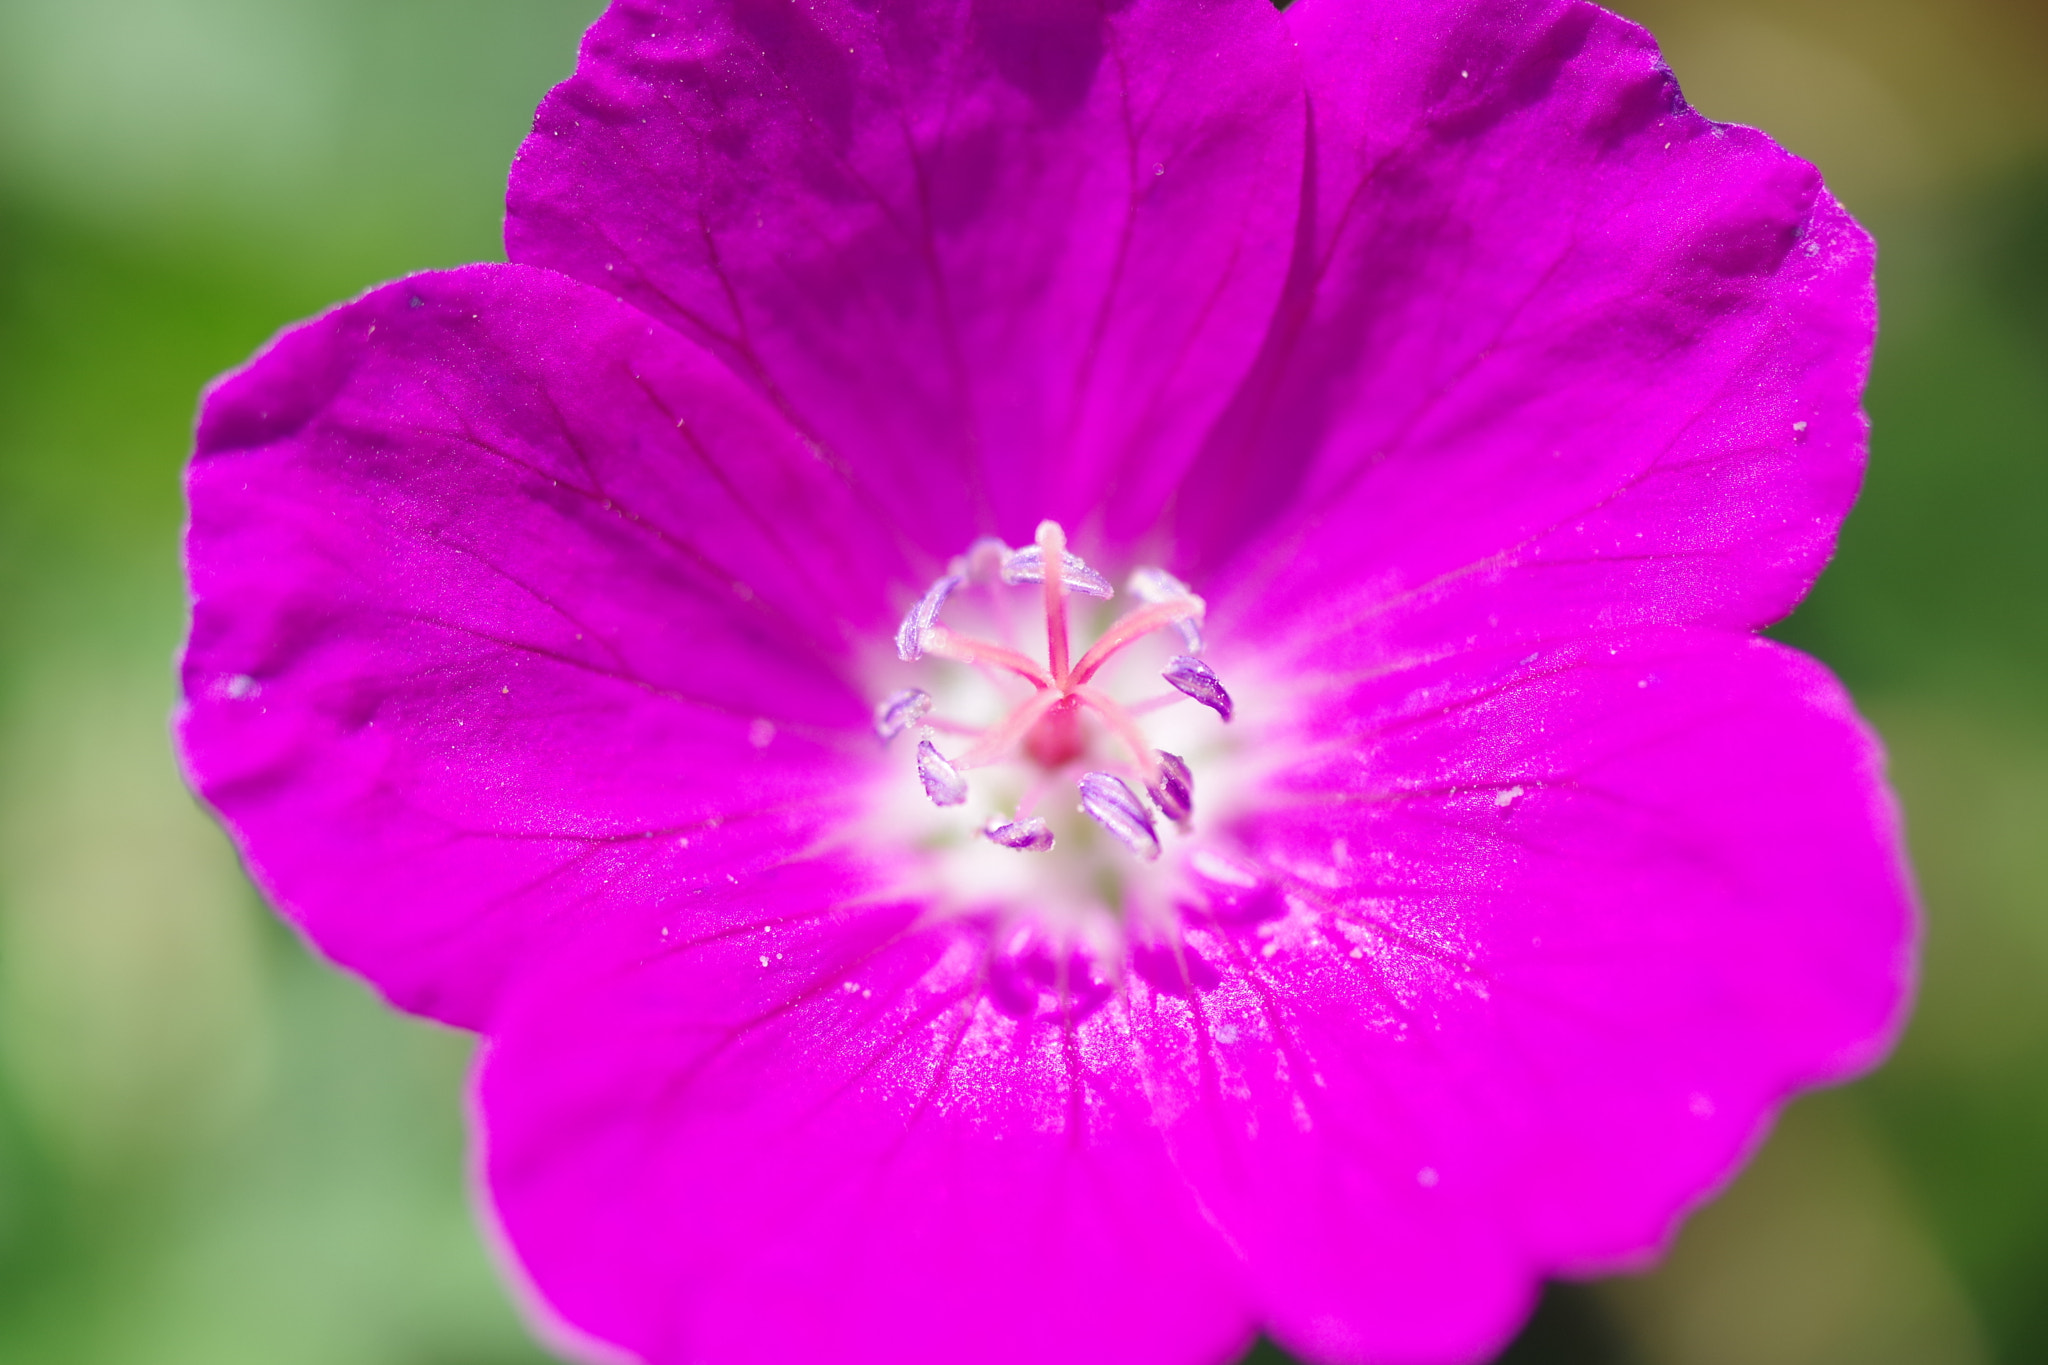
[477,627,1913,1365]
[179,263,903,1029]
[478,885,1255,1365]
[1184,0,1874,643]
[505,0,1304,550]
[1160,631,1913,1363]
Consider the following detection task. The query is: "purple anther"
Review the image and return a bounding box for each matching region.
[916,739,969,806]
[873,688,933,742]
[1163,654,1233,721]
[895,572,963,661]
[1078,771,1160,860]
[984,816,1055,852]
[999,545,1114,599]
[1147,750,1194,825]
[1129,566,1205,652]
[961,536,1011,584]
[1127,566,1191,602]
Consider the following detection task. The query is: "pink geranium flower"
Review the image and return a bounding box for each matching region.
[177,0,1916,1361]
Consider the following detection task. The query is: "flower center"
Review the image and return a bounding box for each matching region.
[875,520,1233,872]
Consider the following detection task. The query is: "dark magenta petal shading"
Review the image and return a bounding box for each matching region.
[504,0,1304,556]
[1169,631,1914,1362]
[477,868,1256,1365]
[180,263,906,1029]
[477,628,1911,1365]
[1184,0,1874,647]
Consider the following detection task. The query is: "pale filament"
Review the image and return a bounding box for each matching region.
[920,626,1052,688]
[1073,685,1161,780]
[1070,598,1202,685]
[1012,767,1059,820]
[954,687,1066,769]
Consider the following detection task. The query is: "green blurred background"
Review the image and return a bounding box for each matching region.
[0,0,2041,1361]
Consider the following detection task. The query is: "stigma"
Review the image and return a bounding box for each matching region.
[878,521,1233,866]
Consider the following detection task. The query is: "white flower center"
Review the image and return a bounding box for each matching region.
[869,520,1243,950]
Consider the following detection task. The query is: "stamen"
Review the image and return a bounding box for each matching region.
[984,816,1055,851]
[916,739,969,806]
[884,530,1232,871]
[1073,686,1161,775]
[956,686,1066,768]
[1000,543,1115,599]
[1129,566,1204,653]
[1127,566,1190,601]
[961,536,1011,584]
[874,688,933,741]
[1078,771,1160,861]
[1163,654,1234,721]
[1069,598,1206,685]
[1035,521,1072,685]
[920,627,1054,688]
[1147,750,1194,825]
[896,572,963,662]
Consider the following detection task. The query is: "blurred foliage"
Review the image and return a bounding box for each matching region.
[0,3,603,1361]
[0,0,2043,1362]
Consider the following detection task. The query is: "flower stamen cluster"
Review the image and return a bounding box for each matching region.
[878,520,1231,862]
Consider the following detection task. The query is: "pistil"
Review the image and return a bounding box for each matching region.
[1036,520,1073,686]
